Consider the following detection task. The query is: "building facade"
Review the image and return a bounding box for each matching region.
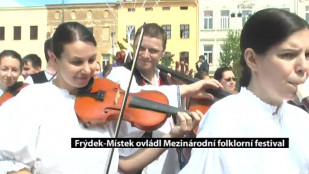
[46,3,118,67]
[118,0,199,70]
[0,7,47,67]
[199,0,309,74]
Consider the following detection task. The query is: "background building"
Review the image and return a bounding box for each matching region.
[199,0,309,75]
[0,7,47,67]
[118,0,199,69]
[46,3,118,67]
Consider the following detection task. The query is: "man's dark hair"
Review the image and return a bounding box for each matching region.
[134,23,167,51]
[44,38,52,62]
[22,54,42,69]
[214,67,233,81]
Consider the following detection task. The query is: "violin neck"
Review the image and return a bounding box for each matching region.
[156,64,232,99]
[129,96,190,115]
[157,64,197,84]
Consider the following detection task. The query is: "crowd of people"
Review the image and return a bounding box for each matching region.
[0,8,308,174]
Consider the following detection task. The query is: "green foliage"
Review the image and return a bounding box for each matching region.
[160,53,175,67]
[117,41,126,51]
[219,30,242,89]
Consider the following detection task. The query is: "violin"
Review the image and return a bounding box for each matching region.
[157,64,233,133]
[75,78,190,131]
[0,82,28,105]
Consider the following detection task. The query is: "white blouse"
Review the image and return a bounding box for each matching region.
[0,82,119,174]
[180,88,309,174]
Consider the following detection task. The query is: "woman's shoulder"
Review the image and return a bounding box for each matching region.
[19,82,54,96]
[284,102,309,121]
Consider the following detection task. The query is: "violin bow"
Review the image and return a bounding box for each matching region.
[105,23,146,174]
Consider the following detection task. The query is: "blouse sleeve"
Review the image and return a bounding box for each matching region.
[0,88,40,173]
[179,104,228,174]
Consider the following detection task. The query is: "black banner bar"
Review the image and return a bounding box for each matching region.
[71,138,289,148]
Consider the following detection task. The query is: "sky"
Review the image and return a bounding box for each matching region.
[0,0,118,7]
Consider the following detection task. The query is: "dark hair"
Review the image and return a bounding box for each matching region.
[44,38,52,62]
[214,67,233,81]
[52,22,97,59]
[194,71,209,80]
[239,8,309,87]
[134,23,167,51]
[103,64,114,78]
[22,54,42,69]
[0,50,22,70]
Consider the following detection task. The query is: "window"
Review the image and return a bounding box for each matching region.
[204,11,213,29]
[203,45,213,63]
[180,25,189,38]
[30,26,38,40]
[87,27,93,34]
[14,26,21,40]
[71,11,76,19]
[180,6,188,10]
[306,6,309,23]
[126,25,135,40]
[241,10,252,26]
[164,52,171,57]
[128,8,135,12]
[102,54,110,67]
[102,27,110,41]
[179,52,189,64]
[87,10,93,19]
[0,27,4,40]
[145,7,153,11]
[220,10,229,29]
[162,7,170,11]
[162,25,171,39]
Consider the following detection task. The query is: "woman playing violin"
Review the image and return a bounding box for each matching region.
[181,8,309,174]
[0,50,22,97]
[0,22,222,174]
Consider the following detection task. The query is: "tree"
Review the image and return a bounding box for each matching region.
[219,30,242,89]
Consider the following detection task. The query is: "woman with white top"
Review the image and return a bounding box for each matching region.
[180,8,309,174]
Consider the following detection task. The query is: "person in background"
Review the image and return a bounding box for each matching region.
[24,39,57,84]
[102,64,114,78]
[195,55,209,73]
[214,66,237,93]
[21,54,42,80]
[180,8,309,174]
[0,50,22,96]
[194,71,210,80]
[93,61,102,79]
[114,50,126,67]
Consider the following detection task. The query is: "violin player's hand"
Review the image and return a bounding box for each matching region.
[175,61,194,77]
[165,110,203,138]
[179,79,223,100]
[166,61,194,85]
